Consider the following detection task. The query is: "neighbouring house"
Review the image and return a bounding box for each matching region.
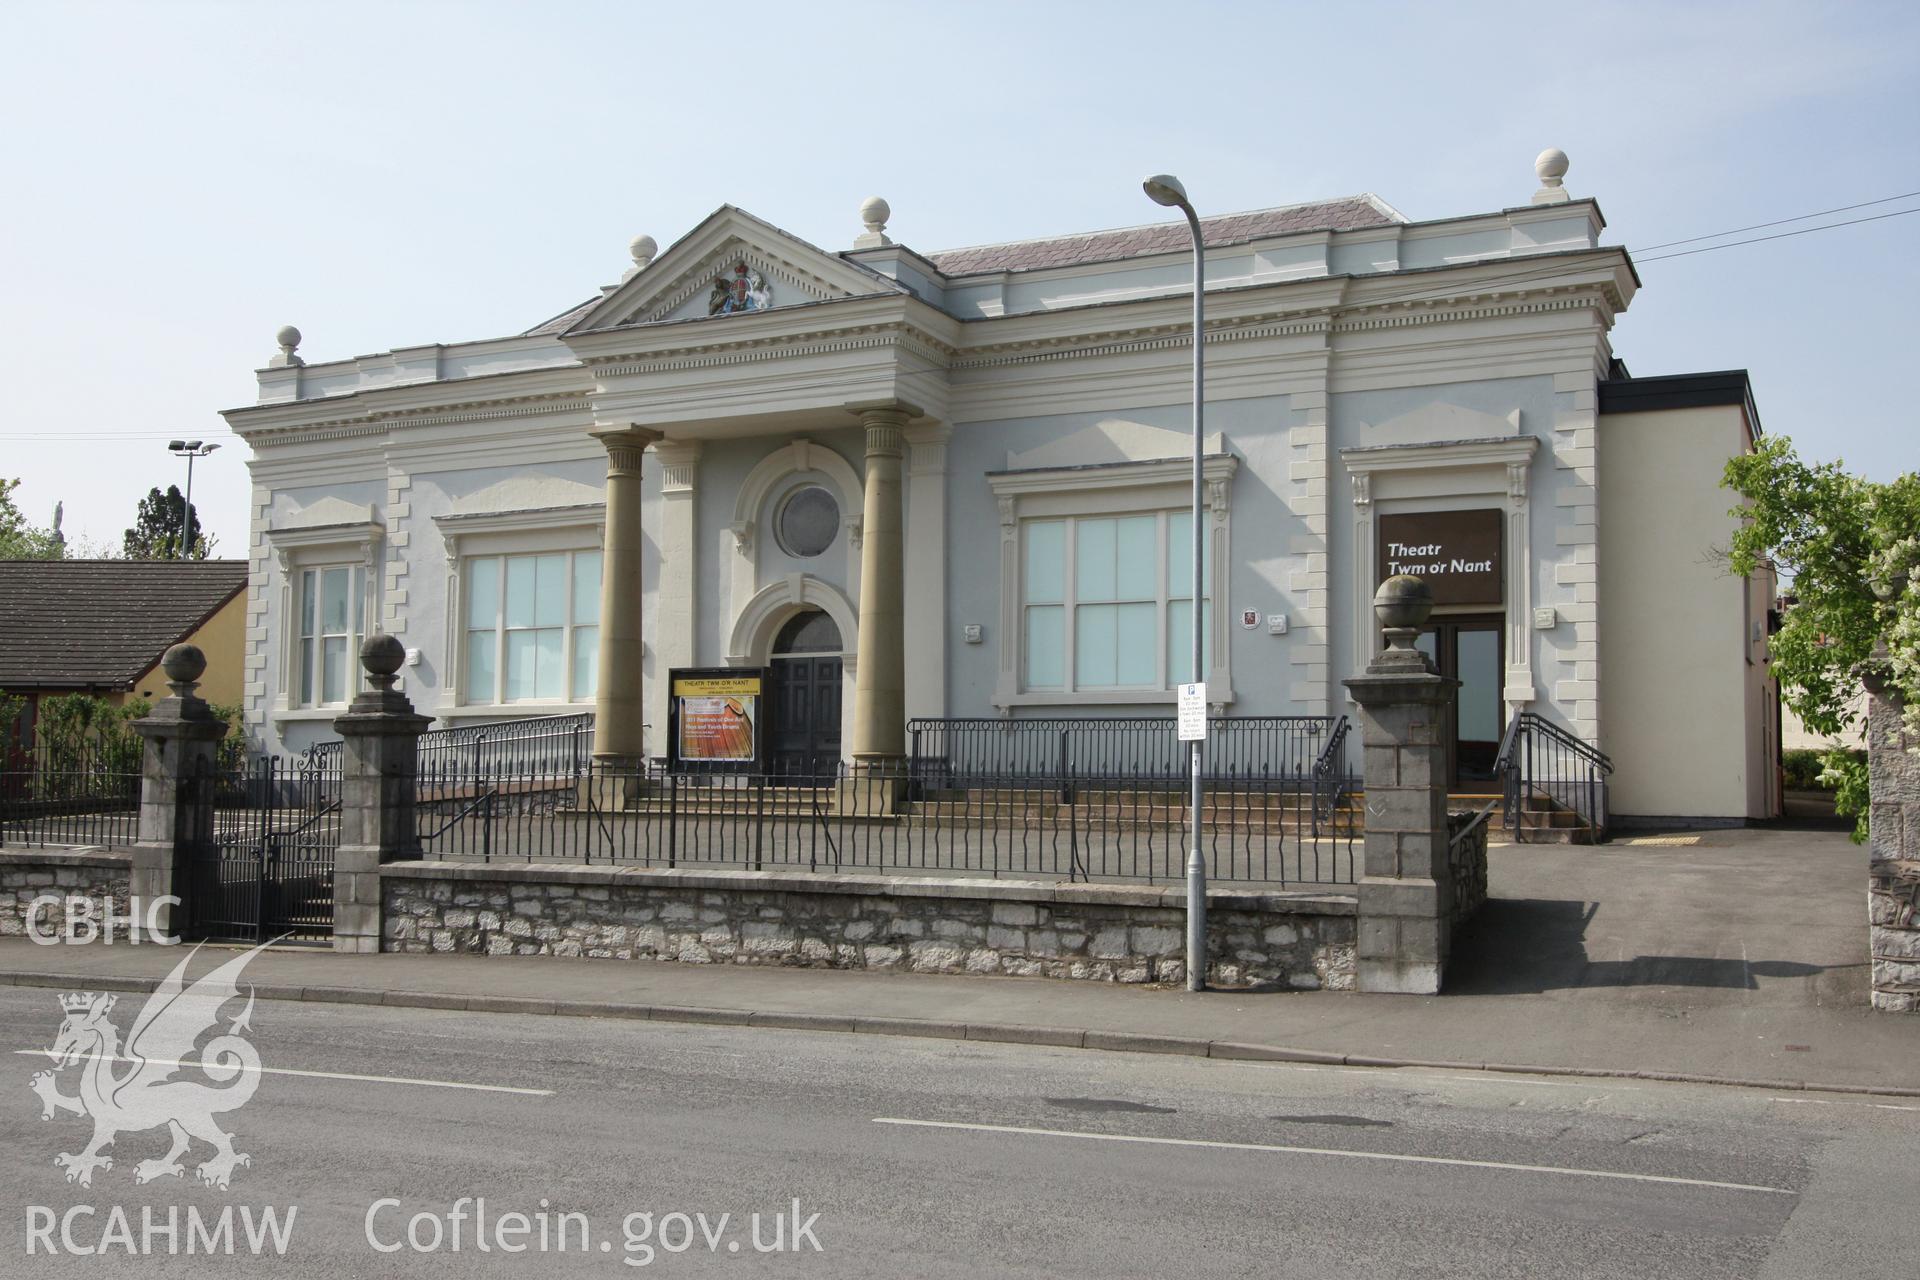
[0,559,249,750]
[219,147,1780,827]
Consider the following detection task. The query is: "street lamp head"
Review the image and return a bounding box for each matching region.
[168,439,185,451]
[203,443,221,454]
[1141,174,1191,210]
[183,440,203,451]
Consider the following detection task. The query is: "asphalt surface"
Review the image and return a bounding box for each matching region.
[4,986,1915,1278]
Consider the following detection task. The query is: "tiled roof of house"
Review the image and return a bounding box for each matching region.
[0,559,248,691]
[923,195,1404,276]
[523,296,601,337]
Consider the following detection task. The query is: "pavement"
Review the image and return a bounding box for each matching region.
[4,825,1914,1096]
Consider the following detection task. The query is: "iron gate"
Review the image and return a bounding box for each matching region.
[187,755,340,943]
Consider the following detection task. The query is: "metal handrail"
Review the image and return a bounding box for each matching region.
[1494,711,1612,842]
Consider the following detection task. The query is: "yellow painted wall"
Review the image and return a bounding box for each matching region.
[1597,404,1779,820]
[115,588,248,710]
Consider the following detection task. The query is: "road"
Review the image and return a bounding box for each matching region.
[1,985,1913,1278]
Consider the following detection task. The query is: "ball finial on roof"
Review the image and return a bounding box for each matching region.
[269,325,304,368]
[1531,148,1571,205]
[629,234,657,267]
[854,196,892,249]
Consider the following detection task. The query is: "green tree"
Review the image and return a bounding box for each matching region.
[0,478,63,559]
[1723,436,1920,840]
[123,485,215,560]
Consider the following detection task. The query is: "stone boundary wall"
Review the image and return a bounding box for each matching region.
[1867,681,1920,1013]
[381,864,1357,990]
[0,848,132,939]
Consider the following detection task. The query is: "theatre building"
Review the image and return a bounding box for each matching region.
[224,149,1779,831]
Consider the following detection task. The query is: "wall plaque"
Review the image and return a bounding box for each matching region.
[1377,509,1504,608]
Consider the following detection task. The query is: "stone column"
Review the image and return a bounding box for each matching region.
[1343,576,1459,995]
[331,635,430,954]
[590,424,663,764]
[1863,657,1920,1013]
[128,644,228,944]
[850,404,912,768]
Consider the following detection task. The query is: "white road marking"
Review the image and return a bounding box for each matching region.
[873,1117,1796,1195]
[1768,1096,1920,1113]
[14,1049,551,1097]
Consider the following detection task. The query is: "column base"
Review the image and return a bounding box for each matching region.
[838,757,907,815]
[585,758,653,811]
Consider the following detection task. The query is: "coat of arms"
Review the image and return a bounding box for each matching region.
[709,261,772,315]
[28,942,271,1189]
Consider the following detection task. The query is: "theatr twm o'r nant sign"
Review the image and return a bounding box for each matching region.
[1377,509,1503,607]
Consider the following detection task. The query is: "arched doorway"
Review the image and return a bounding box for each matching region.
[767,609,843,777]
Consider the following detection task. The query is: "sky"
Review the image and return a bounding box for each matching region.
[1,0,1914,556]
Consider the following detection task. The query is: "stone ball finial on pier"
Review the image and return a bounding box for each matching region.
[1370,575,1438,674]
[359,633,407,692]
[270,324,304,368]
[161,642,207,699]
[1531,148,1571,205]
[854,196,892,249]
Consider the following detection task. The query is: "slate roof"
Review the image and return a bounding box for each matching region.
[0,559,248,691]
[924,195,1404,277]
[525,195,1404,334]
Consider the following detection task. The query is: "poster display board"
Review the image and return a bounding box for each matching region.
[667,668,768,773]
[1376,509,1504,608]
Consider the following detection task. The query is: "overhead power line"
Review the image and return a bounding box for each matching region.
[1633,191,1920,252]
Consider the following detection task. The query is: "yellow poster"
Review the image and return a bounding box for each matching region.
[672,677,763,698]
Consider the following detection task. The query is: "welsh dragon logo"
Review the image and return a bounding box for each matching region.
[29,942,271,1190]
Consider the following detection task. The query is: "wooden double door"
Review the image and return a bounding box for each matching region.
[765,610,844,778]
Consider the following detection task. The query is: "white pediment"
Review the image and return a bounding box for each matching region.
[1359,402,1522,445]
[277,497,378,530]
[565,206,904,334]
[1007,418,1224,470]
[446,475,605,517]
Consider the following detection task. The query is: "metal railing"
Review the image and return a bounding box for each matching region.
[306,711,595,780]
[189,753,342,942]
[907,715,1343,787]
[415,754,1357,886]
[1493,711,1613,842]
[0,738,142,848]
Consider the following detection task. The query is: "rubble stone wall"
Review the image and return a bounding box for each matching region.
[381,863,1356,990]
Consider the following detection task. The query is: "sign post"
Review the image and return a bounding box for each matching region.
[1178,681,1207,989]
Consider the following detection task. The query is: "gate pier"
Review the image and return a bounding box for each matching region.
[332,635,431,954]
[128,644,228,944]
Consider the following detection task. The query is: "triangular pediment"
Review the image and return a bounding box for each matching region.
[565,206,905,334]
[445,475,605,517]
[1007,418,1225,470]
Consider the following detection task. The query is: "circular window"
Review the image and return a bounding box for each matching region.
[775,484,840,557]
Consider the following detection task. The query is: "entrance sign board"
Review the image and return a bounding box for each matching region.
[1377,509,1504,607]
[668,668,768,772]
[1177,683,1208,742]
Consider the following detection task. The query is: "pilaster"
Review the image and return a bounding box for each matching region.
[1550,372,1600,742]
[1285,376,1332,715]
[903,422,951,722]
[652,439,702,742]
[127,646,228,944]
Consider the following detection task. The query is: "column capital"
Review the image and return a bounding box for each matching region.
[652,438,703,493]
[590,424,665,477]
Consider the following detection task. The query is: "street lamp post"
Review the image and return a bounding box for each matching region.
[1142,173,1208,993]
[166,440,220,559]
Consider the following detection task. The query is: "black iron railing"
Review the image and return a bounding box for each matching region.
[906,715,1344,788]
[1493,711,1613,842]
[306,711,595,780]
[415,754,1357,886]
[0,738,141,848]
